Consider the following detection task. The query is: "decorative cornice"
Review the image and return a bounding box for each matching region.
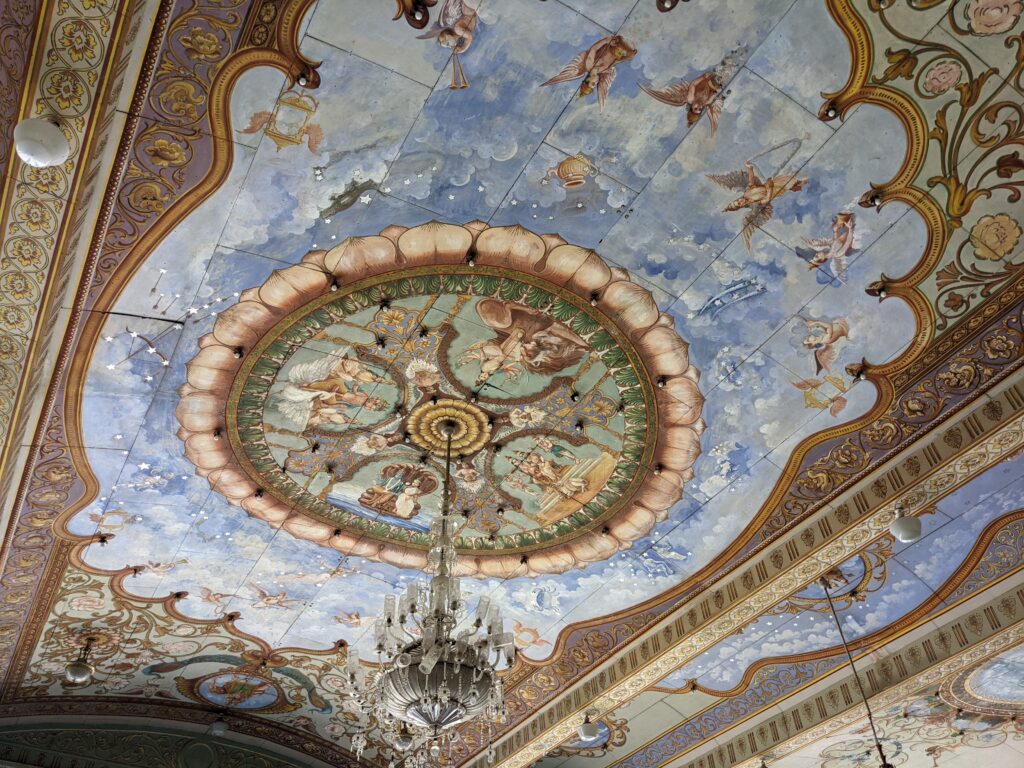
[0,4,1021,768]
[0,723,308,768]
[0,0,127,499]
[726,602,1024,768]
[609,509,1024,768]
[0,699,359,768]
[697,585,1024,768]
[0,0,318,694]
[480,387,1024,768]
[822,0,1024,331]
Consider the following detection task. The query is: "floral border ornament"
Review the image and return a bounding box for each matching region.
[175,221,705,577]
[821,0,1024,332]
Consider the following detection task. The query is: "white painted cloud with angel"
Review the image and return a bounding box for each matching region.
[271,354,388,431]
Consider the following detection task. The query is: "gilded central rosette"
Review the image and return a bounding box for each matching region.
[407,398,492,458]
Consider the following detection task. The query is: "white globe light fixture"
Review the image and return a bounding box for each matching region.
[577,713,599,741]
[64,636,97,684]
[209,717,229,737]
[889,506,921,544]
[13,118,71,168]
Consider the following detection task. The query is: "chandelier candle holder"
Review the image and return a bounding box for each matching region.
[342,419,513,764]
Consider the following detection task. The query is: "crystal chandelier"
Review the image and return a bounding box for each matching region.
[341,419,513,765]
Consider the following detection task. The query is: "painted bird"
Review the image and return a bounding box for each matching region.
[707,161,808,251]
[541,35,637,111]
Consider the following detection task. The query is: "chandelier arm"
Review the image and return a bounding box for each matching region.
[820,578,890,768]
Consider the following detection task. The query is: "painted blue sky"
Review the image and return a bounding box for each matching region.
[71,0,958,666]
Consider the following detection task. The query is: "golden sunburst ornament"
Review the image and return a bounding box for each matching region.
[407,398,491,457]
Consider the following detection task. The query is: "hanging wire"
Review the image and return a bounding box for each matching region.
[820,578,894,768]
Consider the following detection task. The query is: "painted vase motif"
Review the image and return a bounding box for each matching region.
[544,153,598,188]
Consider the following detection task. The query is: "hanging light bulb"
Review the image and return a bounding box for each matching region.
[14,119,71,168]
[393,728,414,751]
[889,505,921,543]
[209,717,229,737]
[577,713,599,741]
[64,636,96,684]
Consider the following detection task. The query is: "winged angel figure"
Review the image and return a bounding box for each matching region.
[274,355,387,430]
[638,48,745,136]
[541,35,637,111]
[707,161,807,251]
[796,212,858,284]
[417,0,479,89]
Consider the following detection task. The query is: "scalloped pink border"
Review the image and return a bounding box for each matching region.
[175,221,704,577]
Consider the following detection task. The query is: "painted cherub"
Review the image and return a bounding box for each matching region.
[457,298,588,385]
[638,49,745,136]
[250,586,301,610]
[541,35,637,111]
[417,0,478,89]
[796,212,858,284]
[707,161,808,251]
[335,611,369,628]
[199,587,229,615]
[800,317,850,375]
[275,354,387,429]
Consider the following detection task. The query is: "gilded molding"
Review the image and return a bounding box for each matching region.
[0,0,319,695]
[729,617,1024,768]
[608,509,1024,768]
[0,0,126,493]
[480,402,1024,768]
[0,4,1022,768]
[0,725,307,768]
[822,0,1024,331]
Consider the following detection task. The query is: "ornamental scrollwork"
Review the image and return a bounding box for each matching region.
[835,1,1024,330]
[765,298,1023,532]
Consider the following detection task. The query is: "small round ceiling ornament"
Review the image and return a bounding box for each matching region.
[407,398,491,457]
[176,221,704,576]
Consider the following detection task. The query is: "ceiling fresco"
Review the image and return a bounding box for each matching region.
[724,639,1024,768]
[64,0,930,657]
[0,1,1022,768]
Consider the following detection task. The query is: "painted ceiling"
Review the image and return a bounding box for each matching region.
[0,1,1022,768]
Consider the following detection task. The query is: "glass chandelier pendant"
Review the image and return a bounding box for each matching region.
[341,420,514,763]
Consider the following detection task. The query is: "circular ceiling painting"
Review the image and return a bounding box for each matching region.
[176,221,704,576]
[940,644,1024,717]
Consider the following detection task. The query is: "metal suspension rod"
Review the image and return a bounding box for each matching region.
[441,420,455,517]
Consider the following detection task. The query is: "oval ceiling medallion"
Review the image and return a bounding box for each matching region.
[175,221,704,576]
[939,644,1024,717]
